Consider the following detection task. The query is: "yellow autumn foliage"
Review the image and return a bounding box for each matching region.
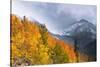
[11,14,77,66]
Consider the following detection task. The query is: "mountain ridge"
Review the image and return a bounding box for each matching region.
[52,19,96,62]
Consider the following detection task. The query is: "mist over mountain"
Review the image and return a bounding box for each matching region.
[52,19,96,59]
[64,19,96,35]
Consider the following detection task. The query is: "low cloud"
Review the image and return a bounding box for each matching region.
[12,1,96,34]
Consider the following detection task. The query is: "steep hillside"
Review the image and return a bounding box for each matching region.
[11,14,77,66]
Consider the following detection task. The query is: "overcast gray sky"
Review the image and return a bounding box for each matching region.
[12,1,96,34]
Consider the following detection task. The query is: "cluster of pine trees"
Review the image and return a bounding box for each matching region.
[11,15,77,66]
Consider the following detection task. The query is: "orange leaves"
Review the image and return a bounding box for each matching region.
[47,34,56,47]
[11,14,77,66]
[47,34,77,62]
